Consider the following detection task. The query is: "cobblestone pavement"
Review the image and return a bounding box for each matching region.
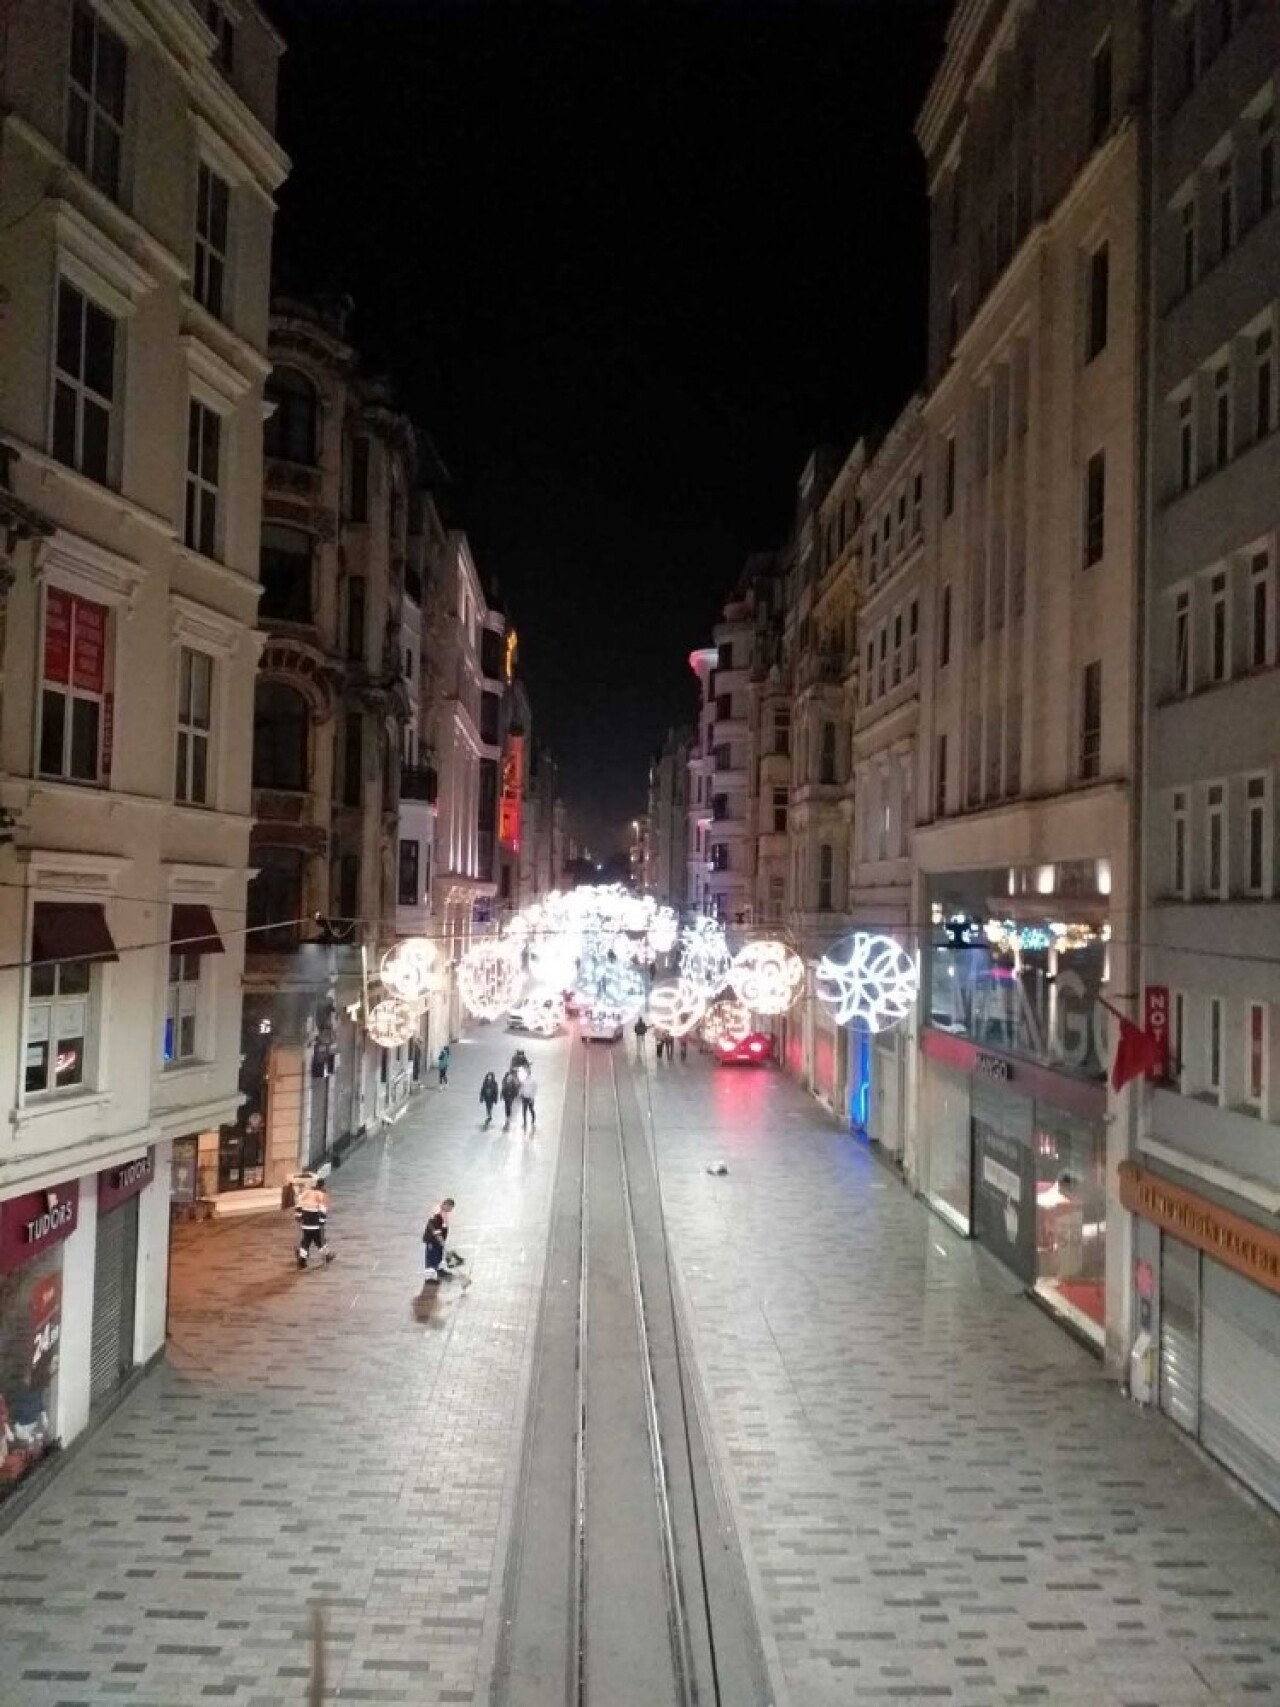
[1,1034,1279,1707]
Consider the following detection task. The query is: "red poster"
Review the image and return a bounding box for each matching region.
[43,588,72,684]
[1144,985,1170,1081]
[72,598,106,693]
[30,1273,62,1387]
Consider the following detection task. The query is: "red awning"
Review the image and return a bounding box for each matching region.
[170,903,225,956]
[31,902,118,967]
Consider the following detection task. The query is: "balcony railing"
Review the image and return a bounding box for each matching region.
[400,763,437,803]
[797,650,845,689]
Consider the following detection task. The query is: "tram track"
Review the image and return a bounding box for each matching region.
[492,1039,770,1707]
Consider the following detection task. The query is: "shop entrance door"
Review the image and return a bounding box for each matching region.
[970,1083,1036,1285]
[90,1194,139,1407]
[1201,1260,1280,1511]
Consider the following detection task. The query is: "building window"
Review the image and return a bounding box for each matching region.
[869,518,880,582]
[252,681,308,792]
[1174,588,1191,693]
[1171,990,1186,1089]
[891,613,903,685]
[193,162,230,318]
[346,575,365,661]
[1180,199,1197,294]
[907,600,919,675]
[1079,659,1102,780]
[1212,363,1232,468]
[263,367,317,465]
[911,471,923,536]
[939,582,952,667]
[864,639,874,704]
[819,720,837,786]
[817,843,834,912]
[1178,393,1195,491]
[26,957,93,1095]
[947,285,959,357]
[1246,1003,1267,1113]
[349,436,370,523]
[1206,782,1227,897]
[398,838,420,906]
[773,706,790,755]
[1083,451,1105,566]
[204,0,235,73]
[1089,34,1112,149]
[184,400,222,558]
[717,641,733,670]
[341,711,362,807]
[943,436,956,516]
[1246,774,1271,895]
[1251,551,1274,669]
[39,589,108,784]
[175,647,213,805]
[1180,5,1199,96]
[1208,570,1229,682]
[52,280,116,485]
[772,787,788,833]
[1216,156,1235,256]
[1208,996,1224,1101]
[67,1,126,200]
[246,847,304,953]
[164,952,201,1064]
[877,627,888,696]
[1255,329,1274,440]
[1172,788,1189,897]
[1086,241,1109,361]
[259,524,313,623]
[1260,106,1276,216]
[935,733,948,817]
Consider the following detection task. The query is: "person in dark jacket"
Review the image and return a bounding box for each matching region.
[500,1067,520,1130]
[296,1182,332,1269]
[436,1045,451,1086]
[480,1071,499,1127]
[422,1197,456,1284]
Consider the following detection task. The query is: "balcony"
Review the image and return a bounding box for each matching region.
[400,763,437,803]
[796,651,845,691]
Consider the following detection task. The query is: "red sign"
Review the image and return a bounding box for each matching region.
[1144,985,1170,1081]
[99,1149,155,1214]
[30,1273,62,1387]
[499,734,524,853]
[1135,1258,1154,1301]
[0,1180,80,1274]
[43,588,72,684]
[72,597,106,693]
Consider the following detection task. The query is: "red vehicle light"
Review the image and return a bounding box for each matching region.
[748,1039,764,1053]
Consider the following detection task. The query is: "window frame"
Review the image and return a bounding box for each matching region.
[1245,1001,1268,1115]
[1245,773,1271,897]
[1250,550,1274,670]
[1173,586,1191,694]
[1212,361,1232,468]
[184,395,223,559]
[1255,327,1274,441]
[1085,240,1109,362]
[1180,196,1198,295]
[174,644,214,806]
[1205,780,1227,898]
[51,276,117,486]
[1207,995,1225,1104]
[38,587,110,786]
[25,953,97,1099]
[1208,568,1229,683]
[397,836,420,907]
[66,0,127,201]
[1216,154,1236,257]
[1079,658,1102,780]
[1083,449,1106,567]
[1088,31,1113,150]
[1177,391,1196,492]
[164,949,203,1067]
[1172,787,1190,898]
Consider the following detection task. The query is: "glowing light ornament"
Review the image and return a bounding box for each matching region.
[380,938,440,1002]
[458,941,526,1021]
[510,987,566,1037]
[646,906,679,957]
[647,977,707,1038]
[366,998,420,1048]
[679,918,732,1000]
[729,940,804,1016]
[814,933,918,1033]
[700,997,752,1048]
[600,961,648,1021]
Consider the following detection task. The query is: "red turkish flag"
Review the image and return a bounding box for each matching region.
[1110,1013,1165,1093]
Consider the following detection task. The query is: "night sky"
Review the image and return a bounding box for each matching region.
[263,0,949,853]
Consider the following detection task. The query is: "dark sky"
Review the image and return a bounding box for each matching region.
[263,0,949,853]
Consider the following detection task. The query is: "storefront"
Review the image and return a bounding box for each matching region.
[0,1178,79,1502]
[867,1029,907,1161]
[1122,1163,1280,1513]
[920,1030,1108,1346]
[90,1150,152,1409]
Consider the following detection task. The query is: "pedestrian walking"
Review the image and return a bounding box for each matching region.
[519,1070,538,1133]
[667,1033,677,1062]
[679,1034,688,1062]
[510,1048,531,1073]
[436,1044,450,1086]
[479,1071,499,1127]
[633,1015,648,1058]
[421,1196,456,1285]
[295,1180,333,1269]
[500,1067,520,1130]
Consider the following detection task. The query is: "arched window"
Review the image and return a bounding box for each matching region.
[252,681,308,791]
[263,366,317,465]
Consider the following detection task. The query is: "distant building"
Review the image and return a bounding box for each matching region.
[645,727,691,908]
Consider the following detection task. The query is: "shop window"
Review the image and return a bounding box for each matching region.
[52,279,116,485]
[252,681,308,792]
[38,589,109,784]
[67,0,126,200]
[0,1246,64,1499]
[1032,1110,1107,1342]
[263,367,317,465]
[193,161,230,318]
[175,646,213,805]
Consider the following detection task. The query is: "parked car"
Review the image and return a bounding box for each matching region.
[714,1031,775,1066]
[581,1006,624,1042]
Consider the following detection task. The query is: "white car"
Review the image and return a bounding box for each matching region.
[581,1006,624,1042]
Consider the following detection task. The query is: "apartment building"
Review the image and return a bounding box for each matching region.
[644,727,691,910]
[1131,0,1280,1508]
[519,738,566,910]
[850,398,927,1161]
[0,0,286,1495]
[913,0,1145,1366]
[687,591,756,925]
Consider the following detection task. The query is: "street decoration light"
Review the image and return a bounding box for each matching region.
[647,977,707,1038]
[366,997,421,1049]
[678,917,731,1000]
[814,933,918,1032]
[700,997,752,1048]
[458,940,526,1021]
[728,940,804,1015]
[510,987,566,1037]
[380,937,440,1001]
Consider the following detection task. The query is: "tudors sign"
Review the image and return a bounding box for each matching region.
[98,1148,156,1215]
[0,1180,81,1274]
[1119,1161,1280,1295]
